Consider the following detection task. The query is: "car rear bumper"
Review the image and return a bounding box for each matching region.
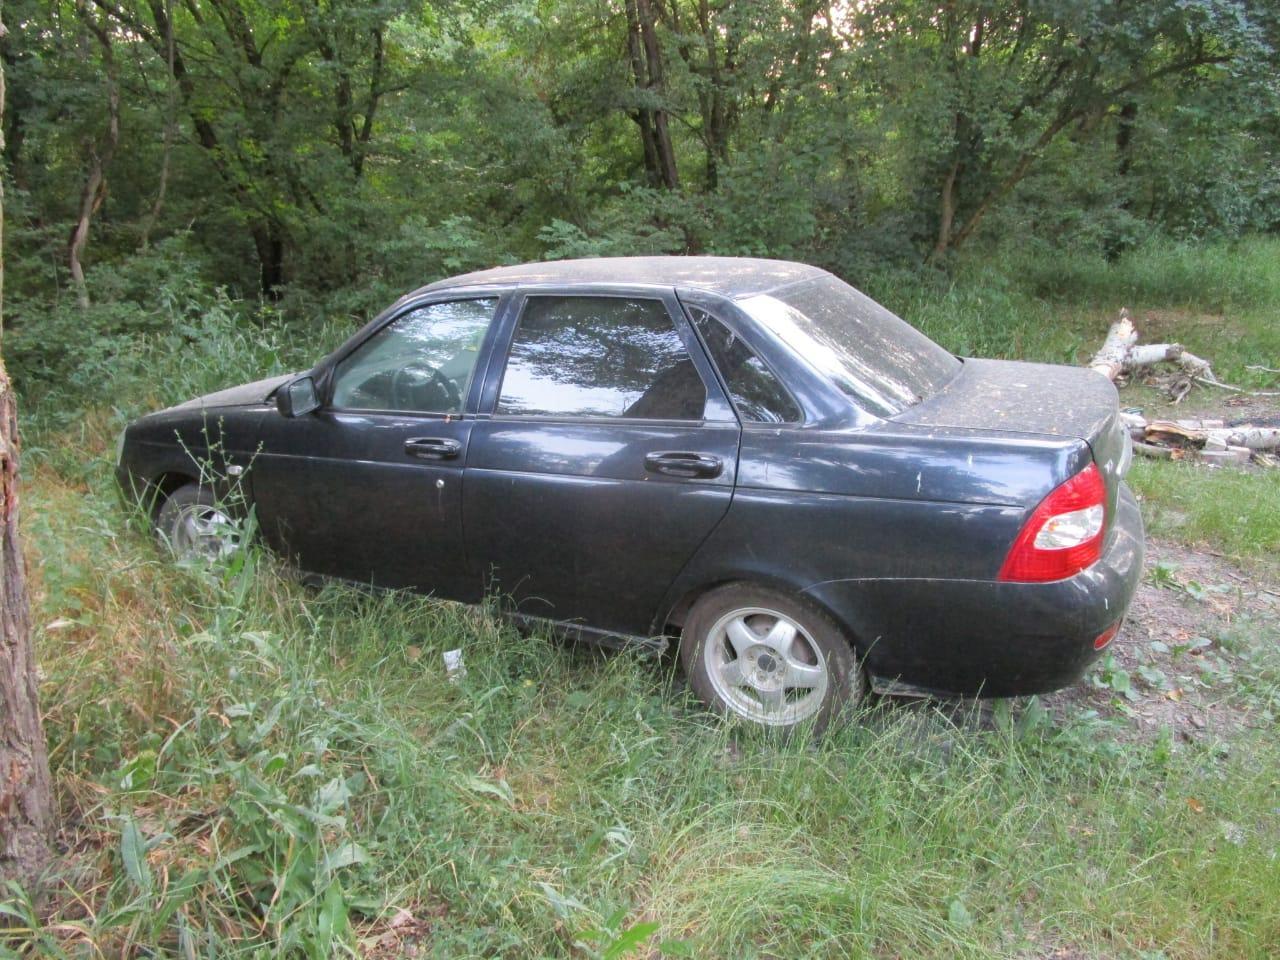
[803,482,1146,698]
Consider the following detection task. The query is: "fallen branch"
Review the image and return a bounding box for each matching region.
[1190,375,1280,397]
[1088,310,1279,400]
[1089,309,1137,381]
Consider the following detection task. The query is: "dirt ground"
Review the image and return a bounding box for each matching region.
[1042,535,1279,741]
[922,362,1280,740]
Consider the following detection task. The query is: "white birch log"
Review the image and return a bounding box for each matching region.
[1120,411,1148,439]
[1218,427,1280,451]
[1178,351,1213,379]
[1125,343,1184,370]
[1089,310,1137,381]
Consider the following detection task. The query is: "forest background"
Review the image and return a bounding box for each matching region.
[3,2,1280,957]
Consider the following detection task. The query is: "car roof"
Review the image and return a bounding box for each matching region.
[415,256,829,298]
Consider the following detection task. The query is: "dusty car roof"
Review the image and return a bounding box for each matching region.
[417,256,828,297]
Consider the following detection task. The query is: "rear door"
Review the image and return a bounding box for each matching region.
[464,289,740,637]
[251,294,506,598]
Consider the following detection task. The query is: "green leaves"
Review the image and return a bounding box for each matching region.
[119,816,153,897]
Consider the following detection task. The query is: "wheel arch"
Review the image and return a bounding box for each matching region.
[656,571,870,657]
[144,470,201,518]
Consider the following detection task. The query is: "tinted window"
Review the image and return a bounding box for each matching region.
[497,297,706,420]
[739,275,959,417]
[331,298,497,414]
[691,308,800,424]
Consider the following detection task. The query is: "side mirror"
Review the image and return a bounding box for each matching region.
[277,375,320,418]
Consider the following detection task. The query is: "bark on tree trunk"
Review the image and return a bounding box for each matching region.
[638,0,679,191]
[1088,310,1137,381]
[0,357,48,893]
[139,0,176,250]
[932,160,961,260]
[252,222,286,299]
[1104,100,1138,262]
[0,12,53,893]
[625,0,663,188]
[625,0,679,190]
[67,8,121,308]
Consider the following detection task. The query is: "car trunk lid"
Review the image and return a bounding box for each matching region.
[894,357,1131,518]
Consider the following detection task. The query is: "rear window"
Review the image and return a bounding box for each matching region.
[739,275,959,417]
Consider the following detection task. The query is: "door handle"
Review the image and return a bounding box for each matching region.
[404,437,462,461]
[644,451,723,479]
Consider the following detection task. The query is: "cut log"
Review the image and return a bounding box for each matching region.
[1132,441,1173,460]
[1220,427,1280,451]
[1145,420,1208,445]
[1125,343,1184,370]
[1089,310,1137,381]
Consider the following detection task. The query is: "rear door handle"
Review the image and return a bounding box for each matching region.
[404,437,462,461]
[644,451,723,479]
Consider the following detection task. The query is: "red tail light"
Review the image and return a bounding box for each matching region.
[998,463,1107,583]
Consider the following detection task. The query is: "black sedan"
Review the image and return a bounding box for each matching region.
[117,257,1144,731]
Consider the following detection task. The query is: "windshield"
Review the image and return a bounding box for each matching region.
[739,275,960,417]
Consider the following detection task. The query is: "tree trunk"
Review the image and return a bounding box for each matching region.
[932,160,961,260]
[67,8,121,308]
[636,0,679,190]
[1104,99,1138,261]
[139,0,176,250]
[252,222,286,299]
[0,12,53,894]
[625,0,679,190]
[68,161,107,309]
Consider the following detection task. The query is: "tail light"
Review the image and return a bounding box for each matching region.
[998,463,1107,582]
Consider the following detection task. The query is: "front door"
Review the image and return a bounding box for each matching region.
[252,295,502,598]
[464,291,740,637]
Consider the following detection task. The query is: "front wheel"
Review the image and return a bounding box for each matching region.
[155,483,240,562]
[679,584,864,733]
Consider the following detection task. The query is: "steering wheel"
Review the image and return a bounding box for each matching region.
[390,363,461,412]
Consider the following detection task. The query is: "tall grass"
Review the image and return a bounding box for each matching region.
[8,433,1279,957]
[7,235,1280,957]
[865,235,1280,385]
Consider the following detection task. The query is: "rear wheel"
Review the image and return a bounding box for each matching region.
[155,483,239,562]
[679,583,864,733]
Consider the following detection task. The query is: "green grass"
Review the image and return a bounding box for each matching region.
[870,235,1280,388]
[1128,459,1280,562]
[8,236,1280,957]
[10,456,1280,959]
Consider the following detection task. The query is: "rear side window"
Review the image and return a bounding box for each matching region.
[496,296,707,420]
[739,274,960,417]
[690,308,800,424]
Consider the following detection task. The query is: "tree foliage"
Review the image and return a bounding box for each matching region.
[1,0,1275,339]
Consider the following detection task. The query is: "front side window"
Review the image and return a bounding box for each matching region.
[690,308,800,424]
[496,296,707,420]
[331,298,497,414]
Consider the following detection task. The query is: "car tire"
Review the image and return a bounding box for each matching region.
[679,583,864,733]
[155,483,239,562]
